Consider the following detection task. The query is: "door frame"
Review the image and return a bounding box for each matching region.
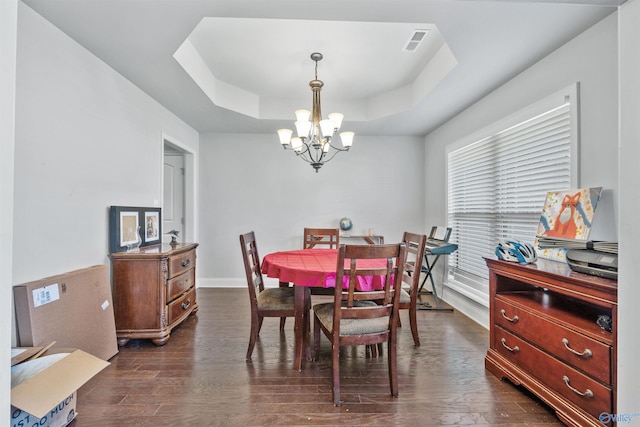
[162,132,197,244]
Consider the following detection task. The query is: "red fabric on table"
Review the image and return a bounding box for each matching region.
[261,248,392,291]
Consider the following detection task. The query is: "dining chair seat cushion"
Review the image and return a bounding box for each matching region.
[313,302,389,336]
[399,288,411,304]
[257,287,295,311]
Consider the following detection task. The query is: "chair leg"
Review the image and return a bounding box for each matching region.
[367,342,384,358]
[388,334,399,398]
[314,316,321,360]
[332,342,342,406]
[409,300,420,347]
[246,314,262,360]
[280,317,286,330]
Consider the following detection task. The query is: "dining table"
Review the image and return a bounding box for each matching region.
[261,248,392,371]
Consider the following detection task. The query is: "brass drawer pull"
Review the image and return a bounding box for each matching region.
[181,298,191,310]
[500,309,519,323]
[181,259,191,267]
[501,338,519,353]
[562,338,593,358]
[562,375,594,398]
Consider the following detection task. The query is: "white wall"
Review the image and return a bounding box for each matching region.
[197,133,425,285]
[10,0,200,368]
[617,0,640,417]
[12,3,199,287]
[424,12,619,326]
[1,0,18,422]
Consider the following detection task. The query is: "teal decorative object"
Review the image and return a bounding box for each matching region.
[339,217,353,233]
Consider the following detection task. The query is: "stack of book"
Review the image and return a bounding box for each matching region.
[536,236,618,254]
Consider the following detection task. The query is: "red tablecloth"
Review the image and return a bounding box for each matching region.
[261,248,390,291]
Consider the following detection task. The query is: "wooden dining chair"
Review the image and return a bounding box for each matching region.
[368,232,426,355]
[399,231,428,347]
[313,243,407,406]
[303,227,340,249]
[239,231,296,360]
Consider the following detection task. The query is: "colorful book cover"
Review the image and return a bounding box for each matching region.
[535,187,603,262]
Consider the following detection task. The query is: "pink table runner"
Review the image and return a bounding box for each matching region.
[261,248,390,291]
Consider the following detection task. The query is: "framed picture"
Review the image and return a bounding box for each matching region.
[120,210,140,247]
[534,187,603,262]
[109,206,162,253]
[144,209,161,244]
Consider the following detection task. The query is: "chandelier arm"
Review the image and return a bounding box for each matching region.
[293,144,313,164]
[294,154,314,165]
[290,140,322,165]
[324,140,351,152]
[316,149,342,164]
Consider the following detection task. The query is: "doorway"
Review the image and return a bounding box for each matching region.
[162,136,195,244]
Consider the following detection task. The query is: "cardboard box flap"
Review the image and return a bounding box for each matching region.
[11,347,44,366]
[11,342,57,366]
[11,349,109,419]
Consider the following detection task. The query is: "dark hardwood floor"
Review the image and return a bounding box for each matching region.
[73,288,563,426]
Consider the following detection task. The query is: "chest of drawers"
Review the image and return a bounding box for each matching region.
[485,258,617,427]
[110,243,199,346]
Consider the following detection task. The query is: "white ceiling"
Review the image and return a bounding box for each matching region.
[21,0,623,137]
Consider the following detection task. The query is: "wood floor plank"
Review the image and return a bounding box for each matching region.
[72,288,563,426]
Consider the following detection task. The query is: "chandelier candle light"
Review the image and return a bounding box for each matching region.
[277,52,354,172]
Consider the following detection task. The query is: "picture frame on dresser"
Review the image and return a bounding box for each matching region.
[109,206,162,253]
[144,209,161,244]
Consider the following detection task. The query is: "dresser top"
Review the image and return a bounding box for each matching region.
[110,242,198,259]
[485,257,617,303]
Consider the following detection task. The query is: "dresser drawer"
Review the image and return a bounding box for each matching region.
[494,326,612,420]
[167,268,195,302]
[168,249,196,279]
[495,296,612,384]
[167,287,195,325]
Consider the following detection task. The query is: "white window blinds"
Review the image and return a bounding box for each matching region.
[447,99,573,281]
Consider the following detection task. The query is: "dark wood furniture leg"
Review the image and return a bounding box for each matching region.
[293,284,306,371]
[293,285,311,371]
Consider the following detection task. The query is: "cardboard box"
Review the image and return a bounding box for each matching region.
[14,265,118,361]
[10,349,109,427]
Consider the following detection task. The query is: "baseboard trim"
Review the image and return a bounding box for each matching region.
[197,277,282,289]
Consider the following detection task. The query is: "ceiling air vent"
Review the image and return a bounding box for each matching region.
[404,29,430,52]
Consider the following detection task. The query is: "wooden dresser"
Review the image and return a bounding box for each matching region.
[110,243,199,346]
[484,257,617,427]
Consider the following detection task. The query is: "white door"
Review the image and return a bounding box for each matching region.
[163,153,185,244]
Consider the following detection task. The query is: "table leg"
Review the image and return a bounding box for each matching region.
[293,285,310,371]
[303,287,311,362]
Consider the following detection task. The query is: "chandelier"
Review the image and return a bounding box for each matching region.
[277,52,354,172]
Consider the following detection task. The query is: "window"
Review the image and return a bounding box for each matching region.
[447,85,578,290]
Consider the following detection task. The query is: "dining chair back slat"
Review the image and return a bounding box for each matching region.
[303,227,340,249]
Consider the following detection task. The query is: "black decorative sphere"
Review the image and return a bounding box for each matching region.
[339,217,353,232]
